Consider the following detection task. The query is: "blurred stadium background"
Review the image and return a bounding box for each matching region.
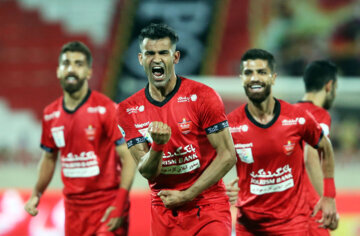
[0,0,359,235]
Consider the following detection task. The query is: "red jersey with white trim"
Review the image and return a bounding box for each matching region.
[118,76,229,206]
[41,90,124,206]
[295,101,331,137]
[228,99,324,233]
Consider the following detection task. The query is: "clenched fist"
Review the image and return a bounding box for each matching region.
[148,121,171,145]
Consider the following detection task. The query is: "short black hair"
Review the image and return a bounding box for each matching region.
[59,41,92,66]
[138,23,179,47]
[240,48,276,72]
[303,60,338,92]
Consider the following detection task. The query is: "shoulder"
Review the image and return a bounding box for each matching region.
[180,77,217,94]
[279,99,307,117]
[43,97,62,121]
[118,88,146,116]
[227,104,246,124]
[90,90,115,106]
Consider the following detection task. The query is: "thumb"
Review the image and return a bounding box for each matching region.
[158,190,169,197]
[229,177,239,187]
[312,202,321,217]
[101,207,113,223]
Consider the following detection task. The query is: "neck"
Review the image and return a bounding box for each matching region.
[247,96,276,124]
[302,90,325,108]
[149,74,177,102]
[63,83,89,111]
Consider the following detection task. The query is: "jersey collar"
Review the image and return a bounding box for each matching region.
[245,98,281,128]
[145,76,181,107]
[63,89,92,114]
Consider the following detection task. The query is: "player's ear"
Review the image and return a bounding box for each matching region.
[173,50,180,64]
[271,72,277,85]
[325,80,333,92]
[138,53,143,66]
[86,68,92,80]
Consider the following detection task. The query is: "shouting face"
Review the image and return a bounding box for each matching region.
[138,37,180,89]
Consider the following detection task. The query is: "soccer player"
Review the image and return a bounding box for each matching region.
[117,23,236,235]
[227,49,337,235]
[24,41,137,236]
[295,60,339,233]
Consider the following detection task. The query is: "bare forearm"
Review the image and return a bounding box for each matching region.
[117,145,137,190]
[138,150,163,180]
[33,152,57,196]
[320,137,335,178]
[185,149,236,200]
[305,145,323,196]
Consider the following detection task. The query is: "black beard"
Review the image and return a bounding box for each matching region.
[244,84,271,104]
[60,75,85,94]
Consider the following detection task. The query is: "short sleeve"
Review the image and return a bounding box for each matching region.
[198,87,229,134]
[103,102,124,146]
[117,102,145,148]
[300,110,324,149]
[40,112,58,153]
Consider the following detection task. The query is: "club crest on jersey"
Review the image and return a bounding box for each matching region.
[85,125,96,141]
[178,118,192,134]
[283,140,296,156]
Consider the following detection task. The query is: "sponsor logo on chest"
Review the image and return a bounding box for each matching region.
[126,105,145,114]
[44,111,60,121]
[235,143,254,164]
[87,106,106,114]
[282,117,306,126]
[230,125,248,133]
[177,94,197,103]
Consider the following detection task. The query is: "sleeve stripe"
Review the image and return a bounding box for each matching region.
[40,144,54,153]
[205,120,229,134]
[127,136,146,148]
[115,137,126,146]
[314,130,324,149]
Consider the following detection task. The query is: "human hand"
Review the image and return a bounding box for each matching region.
[148,121,171,145]
[312,196,337,229]
[158,190,192,209]
[226,177,239,205]
[24,195,40,216]
[101,206,124,231]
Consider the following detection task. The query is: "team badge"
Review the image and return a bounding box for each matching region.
[178,118,192,134]
[85,125,96,141]
[283,140,296,156]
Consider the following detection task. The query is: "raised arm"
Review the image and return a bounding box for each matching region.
[130,121,171,180]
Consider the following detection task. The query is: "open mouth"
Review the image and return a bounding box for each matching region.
[152,66,165,80]
[65,75,78,84]
[248,84,265,92]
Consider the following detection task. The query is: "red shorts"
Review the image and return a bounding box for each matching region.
[236,223,309,236]
[151,203,231,236]
[65,200,129,236]
[308,209,330,236]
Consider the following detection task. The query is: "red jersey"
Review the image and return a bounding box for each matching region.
[118,76,229,206]
[41,90,124,206]
[295,101,332,210]
[228,99,324,233]
[295,101,331,138]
